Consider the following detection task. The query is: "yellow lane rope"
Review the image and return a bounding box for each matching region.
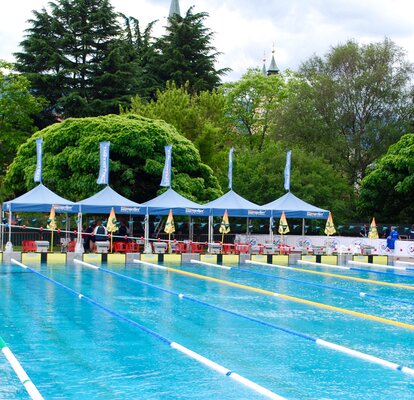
[135,260,414,331]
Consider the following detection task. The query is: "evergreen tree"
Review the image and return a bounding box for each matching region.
[155,7,229,93]
[15,0,134,119]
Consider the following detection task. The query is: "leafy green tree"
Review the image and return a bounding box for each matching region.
[121,82,233,166]
[155,6,228,93]
[223,68,287,151]
[225,141,353,220]
[358,134,414,222]
[0,61,46,200]
[4,115,222,203]
[276,39,414,186]
[15,0,135,119]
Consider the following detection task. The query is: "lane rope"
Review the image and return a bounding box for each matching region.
[0,336,44,400]
[348,260,413,271]
[191,260,414,307]
[134,260,414,330]
[74,259,414,376]
[247,260,414,291]
[298,259,414,279]
[11,259,284,400]
[395,260,414,267]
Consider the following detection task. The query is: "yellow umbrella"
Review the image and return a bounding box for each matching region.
[47,205,57,252]
[106,207,118,252]
[164,209,175,252]
[324,212,336,236]
[278,211,289,254]
[368,217,379,239]
[219,210,230,244]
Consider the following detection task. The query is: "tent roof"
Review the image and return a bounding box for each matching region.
[203,190,270,217]
[2,183,79,213]
[142,188,206,216]
[263,192,329,219]
[78,186,143,214]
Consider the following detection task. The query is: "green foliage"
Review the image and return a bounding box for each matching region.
[358,134,414,222]
[0,61,46,200]
[222,68,287,151]
[276,39,414,186]
[121,82,233,166]
[227,141,353,221]
[155,7,229,93]
[4,114,222,203]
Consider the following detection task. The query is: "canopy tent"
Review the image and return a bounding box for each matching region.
[203,190,270,246]
[142,188,206,217]
[263,192,329,219]
[77,186,143,215]
[2,183,79,213]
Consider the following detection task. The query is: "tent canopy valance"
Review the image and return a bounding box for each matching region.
[2,184,79,213]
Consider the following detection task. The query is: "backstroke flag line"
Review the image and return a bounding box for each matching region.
[278,211,290,235]
[97,141,110,185]
[228,147,234,189]
[160,145,172,187]
[34,138,43,183]
[324,212,336,236]
[284,150,292,192]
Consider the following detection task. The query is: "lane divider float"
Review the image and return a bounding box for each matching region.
[0,336,43,400]
[348,260,413,271]
[191,260,414,307]
[11,259,284,400]
[74,259,414,376]
[133,260,414,330]
[247,260,414,291]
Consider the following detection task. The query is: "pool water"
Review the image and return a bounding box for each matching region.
[1,260,414,399]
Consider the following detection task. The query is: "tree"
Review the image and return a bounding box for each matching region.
[4,114,222,204]
[276,39,414,186]
[121,82,233,166]
[15,0,135,119]
[223,68,287,151]
[155,6,228,93]
[0,61,46,200]
[357,134,414,222]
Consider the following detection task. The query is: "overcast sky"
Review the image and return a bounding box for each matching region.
[1,0,414,81]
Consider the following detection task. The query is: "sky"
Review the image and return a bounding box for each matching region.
[1,0,414,81]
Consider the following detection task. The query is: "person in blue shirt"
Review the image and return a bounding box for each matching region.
[409,225,414,240]
[386,227,400,251]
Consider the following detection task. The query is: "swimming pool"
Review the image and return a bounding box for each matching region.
[1,258,414,399]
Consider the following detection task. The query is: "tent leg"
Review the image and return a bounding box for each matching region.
[189,216,193,242]
[144,212,150,252]
[0,209,4,252]
[301,218,305,251]
[246,217,250,243]
[208,215,213,251]
[129,215,134,237]
[269,216,273,244]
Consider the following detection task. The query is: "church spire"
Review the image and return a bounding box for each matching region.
[169,0,181,18]
[267,44,279,75]
[261,52,267,76]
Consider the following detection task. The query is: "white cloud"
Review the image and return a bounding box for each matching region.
[1,0,413,82]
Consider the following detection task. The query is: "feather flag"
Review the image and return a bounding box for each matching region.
[324,212,336,236]
[164,209,175,235]
[278,211,290,235]
[368,217,379,240]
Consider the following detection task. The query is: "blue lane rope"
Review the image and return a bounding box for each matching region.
[298,259,414,280]
[74,259,414,376]
[191,260,414,307]
[11,259,284,400]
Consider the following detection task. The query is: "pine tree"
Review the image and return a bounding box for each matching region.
[156,6,229,93]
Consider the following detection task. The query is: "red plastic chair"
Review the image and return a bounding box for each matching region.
[222,243,236,254]
[113,242,127,253]
[235,244,251,254]
[173,242,188,253]
[189,242,205,253]
[67,241,77,252]
[22,240,36,252]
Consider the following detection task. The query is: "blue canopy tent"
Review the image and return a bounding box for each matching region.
[1,183,79,249]
[203,190,271,245]
[263,192,330,243]
[142,188,207,245]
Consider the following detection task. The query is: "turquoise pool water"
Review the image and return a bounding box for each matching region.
[1,259,414,399]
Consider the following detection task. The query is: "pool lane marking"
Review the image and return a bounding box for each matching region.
[11,259,284,400]
[0,336,44,400]
[134,260,414,331]
[298,259,414,280]
[348,260,413,271]
[247,260,414,291]
[190,260,414,307]
[395,260,414,267]
[73,260,414,376]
